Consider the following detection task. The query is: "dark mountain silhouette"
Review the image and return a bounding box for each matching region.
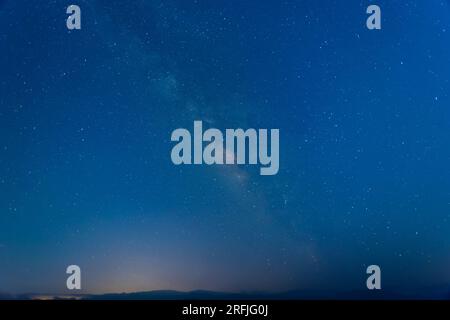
[82,288,443,300]
[2,286,449,300]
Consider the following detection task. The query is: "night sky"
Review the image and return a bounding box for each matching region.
[1,0,450,297]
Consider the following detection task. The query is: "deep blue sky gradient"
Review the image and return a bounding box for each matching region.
[0,0,449,297]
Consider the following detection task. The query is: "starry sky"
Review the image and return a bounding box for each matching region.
[0,0,449,297]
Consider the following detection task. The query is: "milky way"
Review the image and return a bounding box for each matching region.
[0,1,449,297]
